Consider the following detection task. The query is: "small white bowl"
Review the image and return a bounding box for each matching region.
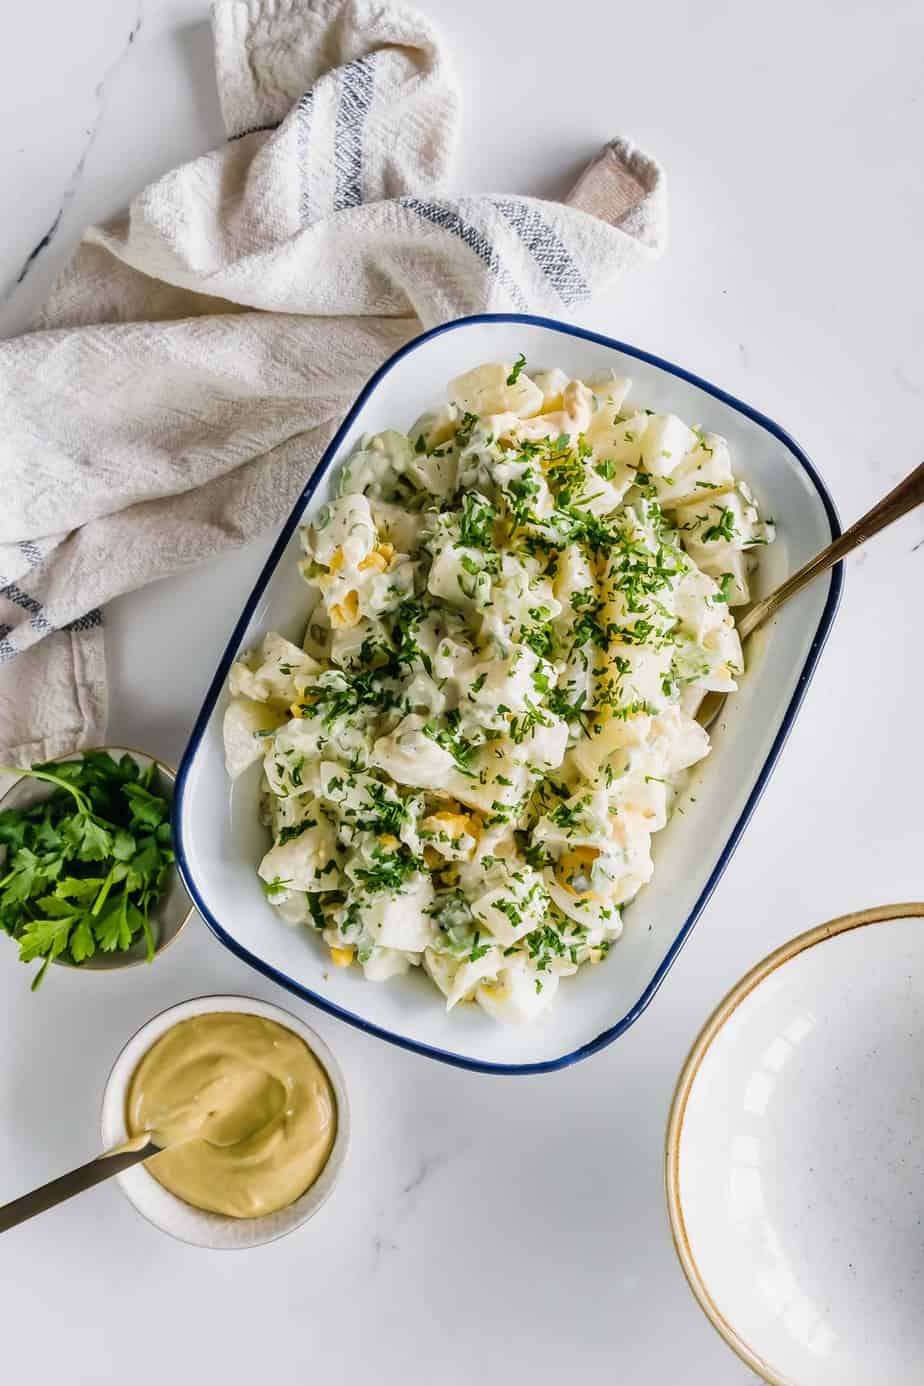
[101,994,350,1249]
[666,902,924,1385]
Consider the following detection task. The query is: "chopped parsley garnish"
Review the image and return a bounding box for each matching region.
[469,930,491,962]
[458,491,496,548]
[353,845,422,894]
[455,411,479,449]
[361,781,408,833]
[506,354,527,386]
[262,875,291,899]
[277,822,312,845]
[307,894,327,930]
[422,710,479,772]
[391,598,433,676]
[300,668,399,728]
[522,620,554,659]
[701,506,738,543]
[501,469,541,530]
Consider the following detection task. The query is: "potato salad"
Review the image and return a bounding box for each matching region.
[223,359,774,1023]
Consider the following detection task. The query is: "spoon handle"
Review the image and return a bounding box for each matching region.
[738,458,924,640]
[0,1140,159,1235]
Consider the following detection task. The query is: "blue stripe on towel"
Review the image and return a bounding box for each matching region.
[0,604,103,664]
[401,199,529,311]
[64,608,104,634]
[295,89,315,226]
[491,198,590,306]
[0,582,51,634]
[18,540,43,569]
[333,55,377,211]
[229,122,280,142]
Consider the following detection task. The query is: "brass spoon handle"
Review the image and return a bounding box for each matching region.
[738,458,924,641]
[0,1140,159,1235]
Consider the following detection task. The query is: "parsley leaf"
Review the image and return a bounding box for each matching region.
[458,492,495,548]
[701,506,738,544]
[506,354,527,386]
[469,930,491,962]
[69,920,96,963]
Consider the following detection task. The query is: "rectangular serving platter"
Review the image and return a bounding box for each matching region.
[174,313,842,1074]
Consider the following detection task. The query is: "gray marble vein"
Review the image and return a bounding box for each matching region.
[367,1149,451,1277]
[401,1151,445,1198]
[4,7,144,302]
[14,210,64,287]
[892,363,923,399]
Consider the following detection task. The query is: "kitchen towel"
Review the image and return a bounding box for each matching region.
[0,0,667,780]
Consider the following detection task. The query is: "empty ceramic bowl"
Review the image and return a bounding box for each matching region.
[666,902,924,1385]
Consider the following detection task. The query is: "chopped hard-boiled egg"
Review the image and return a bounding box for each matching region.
[228,359,774,1024]
[422,809,479,861]
[222,697,286,780]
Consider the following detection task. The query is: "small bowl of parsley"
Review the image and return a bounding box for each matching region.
[0,748,192,989]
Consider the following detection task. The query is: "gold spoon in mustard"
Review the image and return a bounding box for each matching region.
[697,458,924,732]
[0,1077,276,1235]
[0,1134,161,1235]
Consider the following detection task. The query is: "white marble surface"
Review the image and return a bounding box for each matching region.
[1,2,922,1382]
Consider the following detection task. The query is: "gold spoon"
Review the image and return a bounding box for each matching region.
[0,1134,161,1235]
[0,1085,272,1235]
[697,458,924,731]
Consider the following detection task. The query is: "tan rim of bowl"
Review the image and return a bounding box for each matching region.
[0,744,194,971]
[665,901,924,1386]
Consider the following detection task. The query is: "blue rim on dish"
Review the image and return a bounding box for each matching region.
[174,312,843,1076]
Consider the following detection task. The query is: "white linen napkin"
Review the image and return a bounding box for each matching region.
[0,0,667,778]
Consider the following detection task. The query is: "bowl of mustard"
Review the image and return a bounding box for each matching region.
[101,995,350,1248]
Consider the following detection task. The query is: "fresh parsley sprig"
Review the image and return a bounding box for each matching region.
[0,752,175,990]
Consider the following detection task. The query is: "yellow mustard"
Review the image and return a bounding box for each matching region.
[125,1012,336,1219]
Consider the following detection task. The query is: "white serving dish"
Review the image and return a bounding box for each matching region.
[174,313,841,1074]
[101,994,350,1249]
[666,902,924,1385]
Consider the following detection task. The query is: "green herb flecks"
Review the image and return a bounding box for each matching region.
[458,491,496,549]
[506,354,527,386]
[701,506,738,544]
